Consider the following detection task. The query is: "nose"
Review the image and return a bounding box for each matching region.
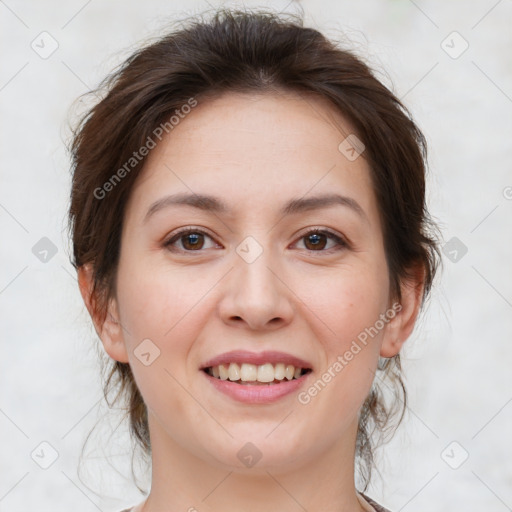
[217,247,294,331]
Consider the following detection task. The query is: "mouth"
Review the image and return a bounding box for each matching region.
[202,362,312,385]
[199,350,314,402]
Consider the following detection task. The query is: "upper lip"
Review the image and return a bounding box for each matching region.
[200,350,313,370]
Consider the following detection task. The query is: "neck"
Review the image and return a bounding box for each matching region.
[137,413,367,512]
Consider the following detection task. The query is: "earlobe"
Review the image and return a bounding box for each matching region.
[77,263,130,364]
[380,266,425,358]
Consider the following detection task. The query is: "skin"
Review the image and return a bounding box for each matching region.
[79,91,423,512]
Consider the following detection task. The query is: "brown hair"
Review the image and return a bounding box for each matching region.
[67,8,440,491]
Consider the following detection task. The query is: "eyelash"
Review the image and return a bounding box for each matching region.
[163,226,349,254]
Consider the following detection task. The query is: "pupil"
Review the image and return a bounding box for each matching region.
[184,233,203,249]
[306,233,326,250]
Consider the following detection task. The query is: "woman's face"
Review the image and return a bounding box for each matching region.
[94,92,409,473]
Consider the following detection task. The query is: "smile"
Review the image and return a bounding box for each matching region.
[204,362,311,385]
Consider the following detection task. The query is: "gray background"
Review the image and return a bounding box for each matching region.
[1,0,511,511]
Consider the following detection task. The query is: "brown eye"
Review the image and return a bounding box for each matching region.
[296,229,348,252]
[164,228,218,252]
[303,232,327,250]
[181,232,205,250]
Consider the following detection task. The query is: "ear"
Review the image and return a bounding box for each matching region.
[77,263,129,363]
[380,264,425,358]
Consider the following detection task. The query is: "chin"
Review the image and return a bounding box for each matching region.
[205,428,309,471]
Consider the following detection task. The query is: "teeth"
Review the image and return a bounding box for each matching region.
[228,363,240,381]
[257,363,275,382]
[285,364,295,380]
[207,362,308,383]
[274,363,285,380]
[218,364,229,380]
[240,363,258,381]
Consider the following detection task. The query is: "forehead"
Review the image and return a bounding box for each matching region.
[166,90,354,153]
[124,91,377,225]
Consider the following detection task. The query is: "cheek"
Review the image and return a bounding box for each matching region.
[114,262,205,419]
[292,263,388,411]
[113,256,235,462]
[114,254,222,395]
[116,254,213,344]
[294,262,389,351]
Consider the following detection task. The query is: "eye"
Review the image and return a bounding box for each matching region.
[163,227,348,254]
[164,227,220,252]
[294,229,348,253]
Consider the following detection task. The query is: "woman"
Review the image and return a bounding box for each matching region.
[68,8,440,512]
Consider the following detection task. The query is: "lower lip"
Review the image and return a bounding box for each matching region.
[201,370,311,404]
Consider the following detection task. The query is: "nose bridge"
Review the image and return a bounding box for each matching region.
[219,235,293,329]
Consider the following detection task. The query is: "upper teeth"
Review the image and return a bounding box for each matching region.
[208,363,305,382]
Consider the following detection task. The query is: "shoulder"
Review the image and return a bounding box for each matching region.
[361,493,393,512]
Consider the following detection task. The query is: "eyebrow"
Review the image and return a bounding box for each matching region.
[144,192,368,223]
